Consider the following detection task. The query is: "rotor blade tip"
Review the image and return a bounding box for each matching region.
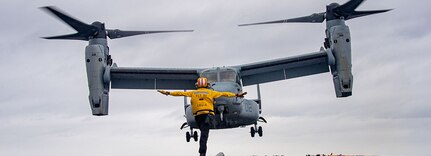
[238,24,253,27]
[40,6,56,11]
[39,6,49,9]
[177,30,194,33]
[41,36,57,40]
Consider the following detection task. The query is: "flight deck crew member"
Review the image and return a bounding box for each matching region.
[158,77,246,156]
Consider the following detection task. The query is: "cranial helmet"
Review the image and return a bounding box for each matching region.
[196,77,209,88]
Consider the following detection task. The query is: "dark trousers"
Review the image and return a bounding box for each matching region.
[195,114,212,155]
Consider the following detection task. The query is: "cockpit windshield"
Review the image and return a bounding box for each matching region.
[200,69,238,83]
[219,70,237,82]
[201,70,217,83]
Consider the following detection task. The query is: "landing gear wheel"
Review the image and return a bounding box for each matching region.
[250,127,256,138]
[186,132,191,142]
[258,126,263,137]
[193,131,198,142]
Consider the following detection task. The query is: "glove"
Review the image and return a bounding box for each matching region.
[236,92,247,97]
[158,90,170,96]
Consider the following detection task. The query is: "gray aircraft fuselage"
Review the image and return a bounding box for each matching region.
[184,67,260,129]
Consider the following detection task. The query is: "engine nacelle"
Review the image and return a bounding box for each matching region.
[328,23,353,97]
[85,44,110,115]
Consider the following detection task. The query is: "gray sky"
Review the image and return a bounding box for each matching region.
[1,0,431,156]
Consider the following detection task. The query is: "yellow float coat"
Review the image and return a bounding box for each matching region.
[170,88,236,116]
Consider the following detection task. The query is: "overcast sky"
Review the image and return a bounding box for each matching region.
[1,0,431,156]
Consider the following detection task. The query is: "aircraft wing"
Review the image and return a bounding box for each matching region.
[238,51,329,86]
[110,67,200,90]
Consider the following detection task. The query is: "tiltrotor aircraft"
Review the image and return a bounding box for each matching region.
[42,0,390,142]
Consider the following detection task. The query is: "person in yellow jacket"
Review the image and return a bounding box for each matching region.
[158,77,246,156]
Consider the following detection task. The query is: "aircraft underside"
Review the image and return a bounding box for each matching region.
[180,99,266,142]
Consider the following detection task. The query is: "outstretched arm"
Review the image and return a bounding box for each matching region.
[213,91,247,98]
[157,90,193,97]
[236,92,247,97]
[158,90,171,96]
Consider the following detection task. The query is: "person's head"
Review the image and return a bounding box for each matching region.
[196,77,209,88]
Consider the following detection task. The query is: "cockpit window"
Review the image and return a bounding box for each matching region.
[201,71,217,83]
[219,70,237,82]
[201,69,239,83]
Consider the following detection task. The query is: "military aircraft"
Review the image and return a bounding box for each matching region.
[41,0,390,142]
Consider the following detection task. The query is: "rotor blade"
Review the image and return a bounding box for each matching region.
[41,6,97,34]
[345,9,392,20]
[42,33,90,41]
[238,13,325,26]
[336,0,365,12]
[107,29,194,39]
